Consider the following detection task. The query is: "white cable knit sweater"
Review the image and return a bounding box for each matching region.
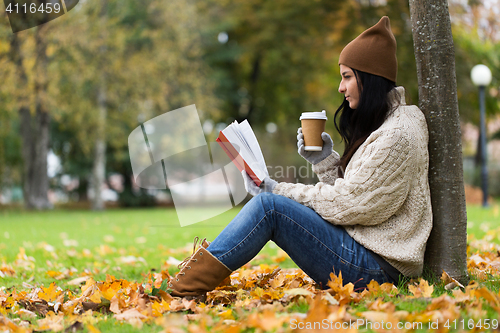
[272,87,432,277]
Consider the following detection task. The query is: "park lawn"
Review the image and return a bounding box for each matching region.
[466,201,500,240]
[0,202,499,332]
[0,206,298,286]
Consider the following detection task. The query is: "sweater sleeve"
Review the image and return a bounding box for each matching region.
[272,128,414,226]
[311,151,341,185]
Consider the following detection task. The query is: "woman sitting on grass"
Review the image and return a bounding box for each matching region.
[168,16,432,298]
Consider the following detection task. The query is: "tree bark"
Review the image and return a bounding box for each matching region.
[409,0,468,283]
[20,106,51,210]
[90,0,109,211]
[91,85,107,211]
[11,26,52,210]
[245,53,262,123]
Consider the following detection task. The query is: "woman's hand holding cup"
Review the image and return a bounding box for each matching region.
[297,128,334,164]
[297,110,333,164]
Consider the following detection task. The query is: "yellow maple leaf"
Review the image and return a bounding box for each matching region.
[100,281,121,300]
[368,298,396,312]
[218,309,234,320]
[380,282,398,294]
[269,273,286,289]
[120,279,131,290]
[366,279,381,292]
[89,289,102,304]
[46,270,63,279]
[151,300,170,317]
[81,277,96,293]
[87,324,101,333]
[38,282,62,302]
[475,287,500,307]
[105,274,117,283]
[327,271,344,291]
[408,279,434,298]
[326,271,356,305]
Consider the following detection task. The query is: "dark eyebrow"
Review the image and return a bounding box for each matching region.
[341,71,351,76]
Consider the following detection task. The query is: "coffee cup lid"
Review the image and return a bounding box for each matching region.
[299,110,327,120]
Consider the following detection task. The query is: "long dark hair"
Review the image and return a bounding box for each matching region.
[334,69,397,177]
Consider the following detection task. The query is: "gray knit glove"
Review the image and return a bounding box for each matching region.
[242,171,277,197]
[297,128,334,164]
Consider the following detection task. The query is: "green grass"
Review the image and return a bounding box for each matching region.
[0,205,297,288]
[0,207,233,288]
[0,206,233,255]
[466,200,500,241]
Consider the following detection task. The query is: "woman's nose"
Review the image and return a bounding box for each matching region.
[338,82,345,94]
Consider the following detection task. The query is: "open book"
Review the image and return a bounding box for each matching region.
[216,120,268,186]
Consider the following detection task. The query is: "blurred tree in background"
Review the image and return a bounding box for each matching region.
[201,0,422,182]
[450,0,499,123]
[449,0,500,195]
[1,20,53,209]
[1,0,219,208]
[0,0,499,208]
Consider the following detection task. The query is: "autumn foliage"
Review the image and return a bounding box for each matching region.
[1,236,500,332]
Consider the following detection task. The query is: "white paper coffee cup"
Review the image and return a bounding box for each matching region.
[300,110,327,151]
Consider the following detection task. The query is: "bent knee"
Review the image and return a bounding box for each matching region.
[246,192,277,208]
[254,192,280,203]
[256,192,275,198]
[252,192,286,211]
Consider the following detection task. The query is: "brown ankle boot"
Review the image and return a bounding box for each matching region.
[169,237,232,298]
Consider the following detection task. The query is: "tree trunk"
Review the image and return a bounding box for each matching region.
[409,0,468,283]
[77,177,89,202]
[12,26,52,210]
[91,85,107,210]
[20,106,52,210]
[245,53,262,123]
[90,0,109,211]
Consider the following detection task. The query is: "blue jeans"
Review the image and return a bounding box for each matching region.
[207,193,394,289]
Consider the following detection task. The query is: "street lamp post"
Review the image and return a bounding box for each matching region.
[470,64,492,207]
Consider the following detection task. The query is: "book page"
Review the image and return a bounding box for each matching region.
[237,120,268,176]
[220,121,267,182]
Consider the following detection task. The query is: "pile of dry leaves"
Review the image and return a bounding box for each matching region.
[1,241,500,332]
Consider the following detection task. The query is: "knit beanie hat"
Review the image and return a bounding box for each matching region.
[339,16,397,83]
